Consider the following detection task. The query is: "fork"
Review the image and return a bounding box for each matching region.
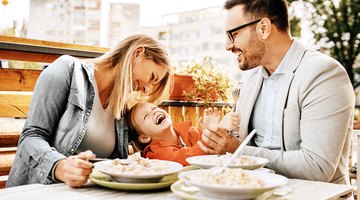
[212,129,257,175]
[229,83,243,136]
[89,157,132,165]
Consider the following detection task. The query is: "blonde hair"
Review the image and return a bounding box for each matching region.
[94,34,170,119]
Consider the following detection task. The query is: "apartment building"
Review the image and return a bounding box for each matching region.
[26,2,238,77]
[141,6,239,77]
[27,0,139,47]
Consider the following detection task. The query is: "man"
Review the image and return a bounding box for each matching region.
[198,0,354,184]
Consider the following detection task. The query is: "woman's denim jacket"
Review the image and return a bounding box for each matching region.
[7,55,129,187]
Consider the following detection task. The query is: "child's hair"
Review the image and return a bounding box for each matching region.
[126,102,149,154]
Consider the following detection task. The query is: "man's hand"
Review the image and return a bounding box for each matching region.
[55,150,95,187]
[198,126,240,154]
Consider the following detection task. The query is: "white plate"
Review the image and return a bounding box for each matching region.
[186,155,269,170]
[178,169,288,200]
[94,159,183,183]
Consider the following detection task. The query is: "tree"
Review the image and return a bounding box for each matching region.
[288,0,302,38]
[300,0,360,85]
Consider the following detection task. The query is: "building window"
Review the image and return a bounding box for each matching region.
[202,42,208,51]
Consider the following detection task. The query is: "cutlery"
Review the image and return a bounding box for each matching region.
[89,158,109,163]
[89,158,132,165]
[229,83,242,136]
[213,129,257,175]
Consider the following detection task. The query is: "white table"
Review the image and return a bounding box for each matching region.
[0,179,353,200]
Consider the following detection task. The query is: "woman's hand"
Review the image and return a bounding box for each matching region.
[55,150,95,187]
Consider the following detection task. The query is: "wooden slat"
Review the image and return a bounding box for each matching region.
[0,35,109,52]
[0,49,62,63]
[184,106,198,127]
[0,150,16,176]
[197,106,205,128]
[0,92,32,118]
[168,106,183,124]
[0,132,20,148]
[0,35,108,63]
[0,68,41,91]
[0,175,8,188]
[159,100,234,107]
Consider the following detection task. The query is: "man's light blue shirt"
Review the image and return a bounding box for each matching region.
[251,40,297,149]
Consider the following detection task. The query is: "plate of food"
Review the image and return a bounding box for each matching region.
[186,153,269,170]
[177,168,288,200]
[90,170,178,190]
[93,153,183,183]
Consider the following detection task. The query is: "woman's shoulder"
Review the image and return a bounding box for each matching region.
[39,55,80,83]
[53,55,77,67]
[44,55,81,75]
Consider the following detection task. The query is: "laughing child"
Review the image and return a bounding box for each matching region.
[126,102,239,166]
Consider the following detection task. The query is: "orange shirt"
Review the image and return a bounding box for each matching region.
[143,121,206,166]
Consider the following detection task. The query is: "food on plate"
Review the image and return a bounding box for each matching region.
[195,153,258,166]
[189,168,265,187]
[99,153,173,175]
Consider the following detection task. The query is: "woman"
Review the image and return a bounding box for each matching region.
[7,34,171,188]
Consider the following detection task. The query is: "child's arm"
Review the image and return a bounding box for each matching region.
[217,112,239,132]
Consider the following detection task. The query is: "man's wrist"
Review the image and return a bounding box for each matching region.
[229,136,240,153]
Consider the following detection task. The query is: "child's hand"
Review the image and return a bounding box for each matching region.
[200,107,221,129]
[217,112,239,132]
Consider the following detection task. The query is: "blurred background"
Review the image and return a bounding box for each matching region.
[0,0,359,85]
[0,0,359,187]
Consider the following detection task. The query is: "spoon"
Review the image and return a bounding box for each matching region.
[213,129,257,175]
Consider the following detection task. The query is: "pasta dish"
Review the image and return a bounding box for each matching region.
[190,168,264,187]
[99,153,173,175]
[195,153,258,166]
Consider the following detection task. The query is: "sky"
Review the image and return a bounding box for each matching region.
[0,0,224,30]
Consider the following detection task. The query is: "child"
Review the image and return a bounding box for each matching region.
[126,102,239,166]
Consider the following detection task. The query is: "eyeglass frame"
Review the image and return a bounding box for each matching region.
[226,19,262,43]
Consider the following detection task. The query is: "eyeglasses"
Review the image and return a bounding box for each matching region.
[227,19,262,43]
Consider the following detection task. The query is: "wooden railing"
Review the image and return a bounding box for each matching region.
[159,100,232,127]
[0,35,233,188]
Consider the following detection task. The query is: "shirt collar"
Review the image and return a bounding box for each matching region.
[260,38,299,78]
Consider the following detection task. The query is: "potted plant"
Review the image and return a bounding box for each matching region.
[169,57,234,104]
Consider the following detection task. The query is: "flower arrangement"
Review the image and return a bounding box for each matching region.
[172,57,234,104]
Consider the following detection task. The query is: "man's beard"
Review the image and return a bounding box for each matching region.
[238,33,265,71]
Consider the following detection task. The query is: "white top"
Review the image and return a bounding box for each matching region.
[77,78,116,158]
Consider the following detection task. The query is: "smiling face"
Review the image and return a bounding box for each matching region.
[132,54,168,94]
[131,102,172,141]
[225,5,265,71]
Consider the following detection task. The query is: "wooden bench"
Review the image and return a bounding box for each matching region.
[0,35,232,188]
